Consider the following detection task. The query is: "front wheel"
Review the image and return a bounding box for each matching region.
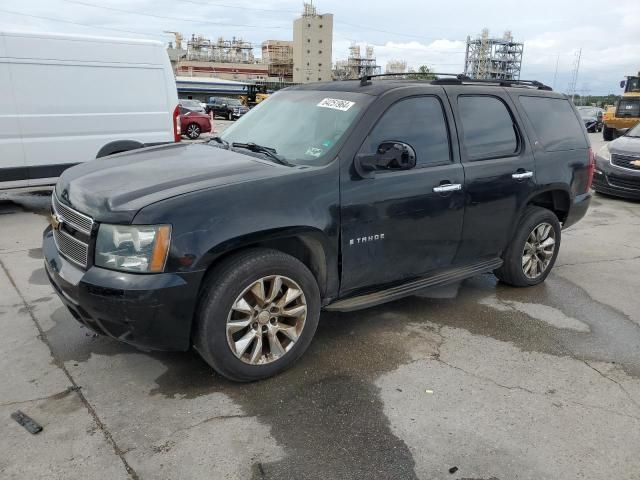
[228,112,234,121]
[185,123,201,139]
[494,206,561,287]
[194,248,320,382]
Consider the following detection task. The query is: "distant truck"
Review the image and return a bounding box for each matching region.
[602,73,640,140]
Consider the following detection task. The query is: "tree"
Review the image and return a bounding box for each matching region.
[408,65,436,80]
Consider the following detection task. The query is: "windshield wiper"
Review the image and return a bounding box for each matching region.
[209,136,229,148]
[231,142,293,166]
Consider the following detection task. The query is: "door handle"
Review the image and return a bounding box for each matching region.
[512,171,533,180]
[433,183,462,193]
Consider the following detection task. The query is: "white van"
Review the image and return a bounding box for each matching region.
[0,31,180,190]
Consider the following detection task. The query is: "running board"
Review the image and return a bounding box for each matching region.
[325,258,502,312]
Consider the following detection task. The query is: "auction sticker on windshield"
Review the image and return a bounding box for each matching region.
[317,98,355,112]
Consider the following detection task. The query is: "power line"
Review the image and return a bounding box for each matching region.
[177,0,298,14]
[0,7,166,38]
[58,0,290,30]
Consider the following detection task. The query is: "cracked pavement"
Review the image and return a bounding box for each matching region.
[1,133,640,479]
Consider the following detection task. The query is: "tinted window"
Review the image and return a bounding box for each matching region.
[361,96,450,166]
[458,96,519,160]
[519,96,587,151]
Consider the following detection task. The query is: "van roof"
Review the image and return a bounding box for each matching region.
[0,30,163,47]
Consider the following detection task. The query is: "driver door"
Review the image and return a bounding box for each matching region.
[339,92,465,295]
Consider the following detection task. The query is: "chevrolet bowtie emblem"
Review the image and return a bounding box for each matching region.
[50,212,62,230]
[631,159,640,167]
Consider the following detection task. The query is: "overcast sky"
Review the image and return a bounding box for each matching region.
[1,0,638,94]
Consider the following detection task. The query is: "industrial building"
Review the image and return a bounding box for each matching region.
[293,3,334,83]
[464,29,524,80]
[386,60,407,74]
[333,44,381,80]
[166,33,269,82]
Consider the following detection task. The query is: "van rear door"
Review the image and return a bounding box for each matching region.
[0,33,27,189]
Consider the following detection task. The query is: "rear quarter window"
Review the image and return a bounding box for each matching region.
[519,96,587,152]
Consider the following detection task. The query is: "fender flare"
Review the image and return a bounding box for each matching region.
[96,140,145,159]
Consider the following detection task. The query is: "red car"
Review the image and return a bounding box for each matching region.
[180,107,212,139]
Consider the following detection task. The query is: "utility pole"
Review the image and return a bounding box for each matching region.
[552,54,559,90]
[568,48,582,102]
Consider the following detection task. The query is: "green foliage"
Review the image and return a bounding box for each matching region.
[408,65,436,80]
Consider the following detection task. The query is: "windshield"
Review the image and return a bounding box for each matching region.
[220,90,371,165]
[181,100,201,109]
[627,122,640,137]
[224,98,242,106]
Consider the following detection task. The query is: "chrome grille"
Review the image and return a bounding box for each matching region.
[52,228,89,268]
[52,194,94,234]
[51,193,93,268]
[611,153,640,171]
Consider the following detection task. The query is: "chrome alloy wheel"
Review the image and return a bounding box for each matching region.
[522,222,556,279]
[226,275,307,365]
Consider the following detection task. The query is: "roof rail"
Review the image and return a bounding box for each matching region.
[359,72,462,86]
[358,72,552,91]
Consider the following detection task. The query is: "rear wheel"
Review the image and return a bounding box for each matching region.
[603,126,616,141]
[186,123,201,139]
[494,206,561,287]
[194,248,320,382]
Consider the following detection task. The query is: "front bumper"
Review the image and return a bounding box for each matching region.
[592,160,640,200]
[43,227,204,351]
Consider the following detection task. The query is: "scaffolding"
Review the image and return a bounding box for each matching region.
[333,44,381,80]
[262,40,294,80]
[185,35,255,63]
[464,29,524,80]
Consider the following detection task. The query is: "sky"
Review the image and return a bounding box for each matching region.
[1,0,638,95]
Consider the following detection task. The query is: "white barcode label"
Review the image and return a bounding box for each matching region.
[317,98,355,111]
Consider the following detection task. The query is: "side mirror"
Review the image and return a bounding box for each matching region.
[355,142,417,178]
[597,111,603,120]
[620,80,626,89]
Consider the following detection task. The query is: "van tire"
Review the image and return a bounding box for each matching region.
[194,248,321,382]
[495,206,561,287]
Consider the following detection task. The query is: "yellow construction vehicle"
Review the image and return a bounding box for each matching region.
[602,73,640,140]
[240,84,271,108]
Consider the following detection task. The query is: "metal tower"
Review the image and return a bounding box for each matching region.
[464,29,524,80]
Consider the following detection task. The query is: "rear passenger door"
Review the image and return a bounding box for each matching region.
[445,87,537,263]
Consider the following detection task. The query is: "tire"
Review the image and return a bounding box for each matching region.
[194,248,321,382]
[185,123,201,139]
[603,126,615,141]
[228,112,234,121]
[494,206,561,287]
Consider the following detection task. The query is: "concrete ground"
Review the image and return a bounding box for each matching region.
[2,132,640,480]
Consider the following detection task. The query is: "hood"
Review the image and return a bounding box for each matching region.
[609,135,640,157]
[56,143,280,222]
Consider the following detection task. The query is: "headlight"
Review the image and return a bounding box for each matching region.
[95,224,171,273]
[597,144,611,162]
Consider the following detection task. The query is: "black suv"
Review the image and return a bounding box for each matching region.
[205,96,249,120]
[43,76,593,381]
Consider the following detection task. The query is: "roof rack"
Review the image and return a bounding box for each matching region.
[358,72,552,91]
